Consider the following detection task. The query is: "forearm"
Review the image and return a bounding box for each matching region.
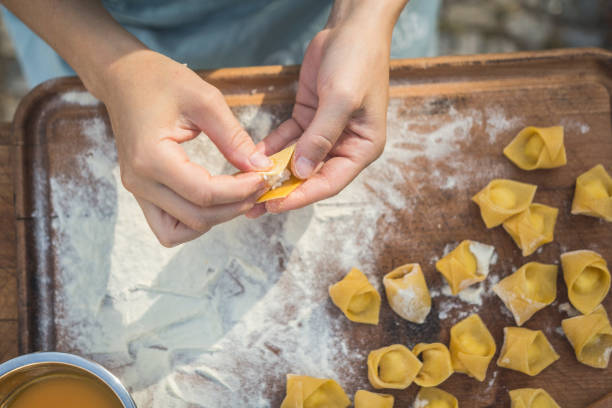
[326,0,409,35]
[1,0,146,99]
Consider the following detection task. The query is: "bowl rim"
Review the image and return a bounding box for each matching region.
[0,352,136,408]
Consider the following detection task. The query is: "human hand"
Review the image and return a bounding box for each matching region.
[101,50,272,246]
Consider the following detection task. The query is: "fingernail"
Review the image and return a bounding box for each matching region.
[249,151,273,170]
[294,156,315,179]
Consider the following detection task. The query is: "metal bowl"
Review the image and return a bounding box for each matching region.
[0,352,136,407]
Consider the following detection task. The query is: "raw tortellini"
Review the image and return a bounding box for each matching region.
[413,343,454,387]
[354,390,394,408]
[367,344,422,389]
[571,164,612,222]
[562,305,612,368]
[493,262,557,326]
[435,240,495,295]
[449,314,496,381]
[383,263,431,324]
[508,388,560,408]
[497,327,559,376]
[561,250,610,314]
[503,126,566,170]
[280,375,350,408]
[257,144,304,202]
[329,268,381,325]
[414,387,458,408]
[502,203,558,256]
[472,179,537,228]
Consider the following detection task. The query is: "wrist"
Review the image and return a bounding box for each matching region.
[326,0,408,34]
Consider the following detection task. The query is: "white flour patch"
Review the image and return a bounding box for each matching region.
[60,90,100,106]
[558,302,579,317]
[485,107,521,145]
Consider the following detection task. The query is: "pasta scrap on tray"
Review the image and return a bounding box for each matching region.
[497,327,559,376]
[412,342,454,387]
[472,179,537,228]
[280,375,350,408]
[562,305,612,369]
[502,203,558,256]
[382,263,431,324]
[367,344,422,390]
[449,314,496,382]
[561,250,610,314]
[571,164,612,221]
[256,144,304,203]
[329,267,381,325]
[503,126,566,170]
[413,387,458,408]
[508,388,560,408]
[435,240,495,295]
[492,262,557,326]
[354,390,394,408]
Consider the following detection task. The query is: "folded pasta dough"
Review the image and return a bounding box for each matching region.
[562,305,612,368]
[382,263,431,324]
[354,390,394,408]
[435,240,495,295]
[414,387,458,408]
[571,164,612,221]
[503,126,566,170]
[329,268,381,325]
[561,250,610,314]
[367,344,422,389]
[502,203,558,256]
[256,144,304,203]
[449,314,496,381]
[280,375,350,408]
[497,327,559,375]
[413,343,454,387]
[508,388,560,408]
[472,179,537,228]
[493,262,557,326]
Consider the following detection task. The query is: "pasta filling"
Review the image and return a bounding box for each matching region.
[458,333,488,356]
[573,266,603,294]
[348,292,375,314]
[490,186,517,208]
[532,393,557,408]
[378,351,409,383]
[524,133,544,162]
[584,179,610,199]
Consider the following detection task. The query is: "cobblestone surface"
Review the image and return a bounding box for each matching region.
[1,0,611,123]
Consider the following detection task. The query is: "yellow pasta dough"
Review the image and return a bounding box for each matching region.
[497,327,559,375]
[492,262,557,326]
[503,126,566,170]
[367,344,423,390]
[509,388,560,408]
[414,387,458,408]
[280,375,350,408]
[571,164,612,222]
[329,268,381,325]
[449,314,496,381]
[413,343,454,387]
[561,250,611,314]
[502,203,558,256]
[354,390,394,408]
[562,305,612,368]
[382,263,431,324]
[435,240,495,295]
[472,179,537,228]
[256,144,304,203]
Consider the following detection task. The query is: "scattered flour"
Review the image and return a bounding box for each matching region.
[555,326,565,337]
[485,107,521,145]
[412,397,428,408]
[60,90,100,106]
[558,302,579,317]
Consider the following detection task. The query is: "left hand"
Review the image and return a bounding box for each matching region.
[247,2,404,218]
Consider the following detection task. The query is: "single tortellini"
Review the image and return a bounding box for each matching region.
[354,390,394,408]
[256,144,304,202]
[497,327,559,376]
[329,268,381,325]
[503,126,566,170]
[413,387,458,408]
[502,203,558,256]
[508,388,560,408]
[435,240,495,295]
[367,344,423,389]
[382,263,431,324]
[562,305,612,368]
[561,250,610,314]
[493,262,557,326]
[449,314,496,382]
[280,375,350,408]
[413,343,454,387]
[472,179,537,228]
[571,164,612,222]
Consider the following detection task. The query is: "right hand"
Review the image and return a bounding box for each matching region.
[101,50,272,247]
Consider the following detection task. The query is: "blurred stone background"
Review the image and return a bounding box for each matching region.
[1,0,611,122]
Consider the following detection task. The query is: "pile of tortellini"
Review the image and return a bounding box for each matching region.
[280,126,611,408]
